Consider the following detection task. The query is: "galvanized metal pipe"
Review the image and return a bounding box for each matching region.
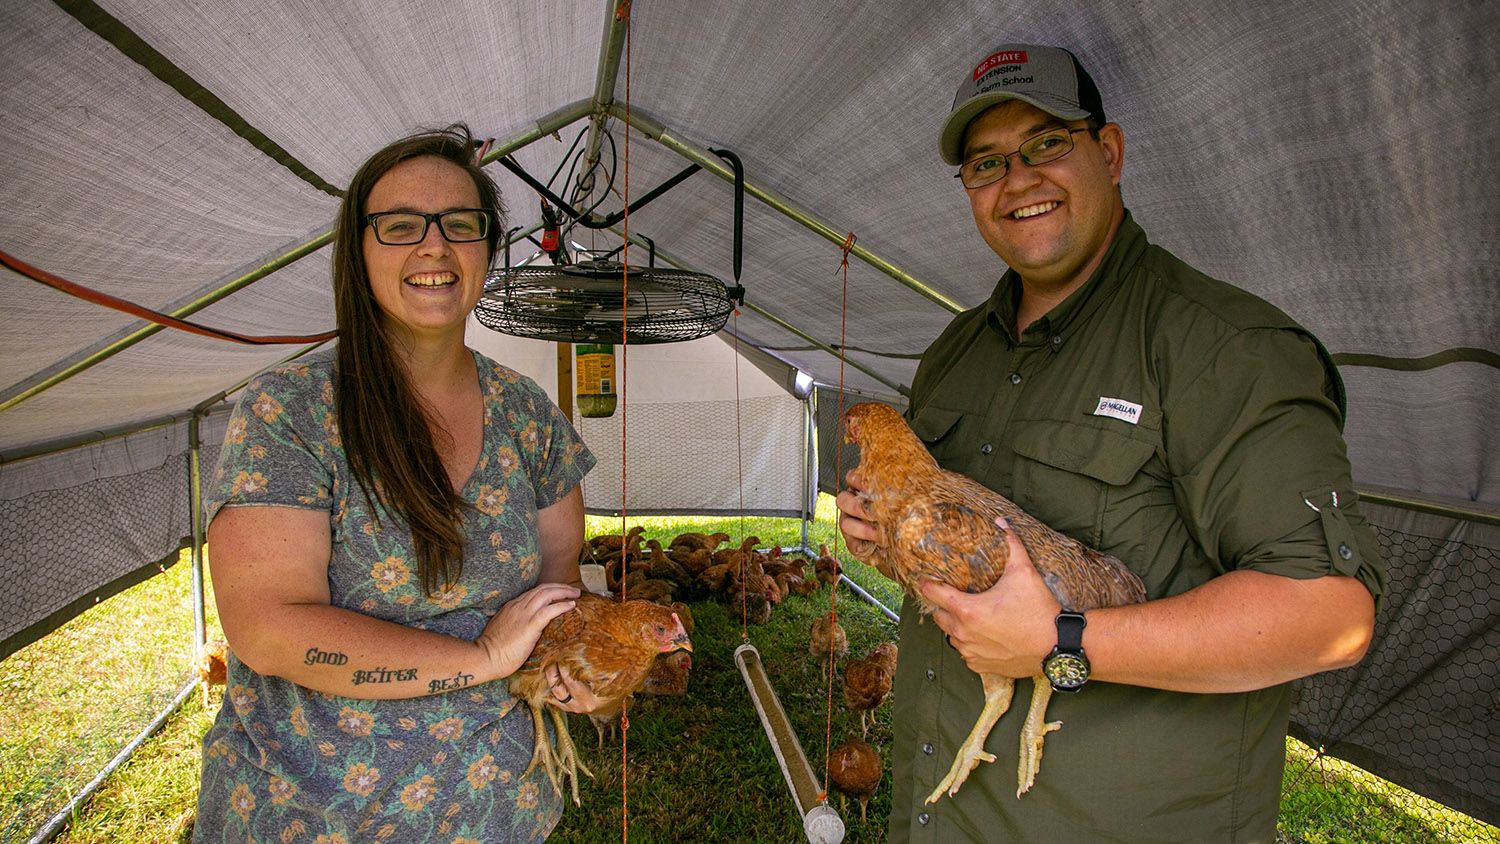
[577,0,631,196]
[189,415,206,650]
[838,573,901,624]
[27,680,197,844]
[734,643,845,844]
[610,102,964,315]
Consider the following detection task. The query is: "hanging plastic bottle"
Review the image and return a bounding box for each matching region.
[575,343,618,418]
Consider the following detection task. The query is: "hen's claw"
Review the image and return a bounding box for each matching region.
[925,674,1014,804]
[1016,680,1060,797]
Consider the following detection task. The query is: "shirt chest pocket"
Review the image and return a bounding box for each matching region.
[1009,421,1159,549]
[909,405,967,470]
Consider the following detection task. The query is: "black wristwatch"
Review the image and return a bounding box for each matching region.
[1041,611,1090,693]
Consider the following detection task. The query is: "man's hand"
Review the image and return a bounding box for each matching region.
[920,519,1059,677]
[834,468,881,566]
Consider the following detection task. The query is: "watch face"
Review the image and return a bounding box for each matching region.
[1044,652,1089,691]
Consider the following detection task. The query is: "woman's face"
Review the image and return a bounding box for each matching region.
[361,155,491,346]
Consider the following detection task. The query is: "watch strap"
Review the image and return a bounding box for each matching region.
[1055,611,1086,651]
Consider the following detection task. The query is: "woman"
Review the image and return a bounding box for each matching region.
[194,124,600,842]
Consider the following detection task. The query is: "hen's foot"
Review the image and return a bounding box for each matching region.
[548,705,595,805]
[924,675,1014,803]
[1016,678,1060,797]
[523,704,563,798]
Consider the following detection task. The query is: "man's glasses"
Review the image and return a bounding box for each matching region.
[365,209,493,245]
[955,127,1092,190]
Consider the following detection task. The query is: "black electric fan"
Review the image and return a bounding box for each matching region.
[473,143,745,345]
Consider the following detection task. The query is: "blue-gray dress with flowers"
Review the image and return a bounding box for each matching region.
[193,348,594,844]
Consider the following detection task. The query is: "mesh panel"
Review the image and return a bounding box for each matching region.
[579,394,806,516]
[0,455,192,659]
[1290,504,1500,829]
[813,386,902,497]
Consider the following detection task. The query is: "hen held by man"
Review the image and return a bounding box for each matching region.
[842,402,1145,800]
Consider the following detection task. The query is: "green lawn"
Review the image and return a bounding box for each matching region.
[2,499,1494,843]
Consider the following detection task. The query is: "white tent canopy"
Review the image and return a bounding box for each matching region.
[1,0,1496,826]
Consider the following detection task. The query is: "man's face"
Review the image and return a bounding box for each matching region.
[960,100,1124,292]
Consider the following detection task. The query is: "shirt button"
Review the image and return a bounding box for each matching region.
[926,669,936,681]
[922,743,934,755]
[918,812,931,825]
[1052,335,1063,346]
[1338,543,1353,560]
[1009,372,1022,385]
[980,443,993,455]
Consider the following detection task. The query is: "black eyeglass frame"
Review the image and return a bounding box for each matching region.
[364,209,494,245]
[954,127,1094,190]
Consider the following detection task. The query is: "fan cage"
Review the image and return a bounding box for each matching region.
[474,261,735,344]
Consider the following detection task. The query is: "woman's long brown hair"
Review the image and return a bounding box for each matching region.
[331,124,505,595]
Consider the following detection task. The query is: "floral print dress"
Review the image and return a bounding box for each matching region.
[193,348,594,844]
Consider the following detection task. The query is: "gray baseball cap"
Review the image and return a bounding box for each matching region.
[939,44,1107,165]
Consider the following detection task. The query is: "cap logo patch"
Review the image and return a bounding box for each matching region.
[974,50,1029,81]
[1093,397,1142,425]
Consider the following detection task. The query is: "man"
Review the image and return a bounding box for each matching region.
[836,43,1386,843]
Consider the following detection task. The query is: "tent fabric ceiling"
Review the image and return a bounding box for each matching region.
[2,0,1497,510]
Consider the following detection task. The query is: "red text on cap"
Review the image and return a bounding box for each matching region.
[974,50,1029,81]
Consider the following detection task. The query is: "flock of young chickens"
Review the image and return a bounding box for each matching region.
[575,528,896,821]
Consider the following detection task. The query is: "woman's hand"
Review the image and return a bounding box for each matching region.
[475,582,580,679]
[547,664,604,714]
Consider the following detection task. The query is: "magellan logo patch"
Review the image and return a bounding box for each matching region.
[1093,397,1142,425]
[974,50,1028,81]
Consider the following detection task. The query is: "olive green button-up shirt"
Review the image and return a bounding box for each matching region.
[887,214,1385,844]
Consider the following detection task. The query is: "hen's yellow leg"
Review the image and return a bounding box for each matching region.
[1016,677,1062,797]
[925,674,1014,803]
[547,705,594,806]
[523,703,562,798]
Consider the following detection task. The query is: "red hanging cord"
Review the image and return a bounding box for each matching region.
[819,230,857,801]
[0,248,337,346]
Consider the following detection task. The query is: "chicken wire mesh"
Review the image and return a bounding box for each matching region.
[0,453,195,660]
[1285,506,1500,840]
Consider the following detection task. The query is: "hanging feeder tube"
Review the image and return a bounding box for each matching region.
[734,643,845,844]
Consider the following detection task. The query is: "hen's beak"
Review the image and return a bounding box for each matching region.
[669,613,694,652]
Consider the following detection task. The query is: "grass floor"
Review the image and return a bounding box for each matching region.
[3,499,1495,843]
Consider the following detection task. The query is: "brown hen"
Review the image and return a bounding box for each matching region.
[843,642,897,736]
[829,737,883,822]
[810,611,849,661]
[642,649,693,697]
[843,402,1146,801]
[508,592,692,804]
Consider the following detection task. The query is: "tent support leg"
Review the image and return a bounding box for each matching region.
[26,681,197,844]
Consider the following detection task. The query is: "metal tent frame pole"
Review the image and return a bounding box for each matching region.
[27,681,197,844]
[607,226,910,397]
[611,102,964,315]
